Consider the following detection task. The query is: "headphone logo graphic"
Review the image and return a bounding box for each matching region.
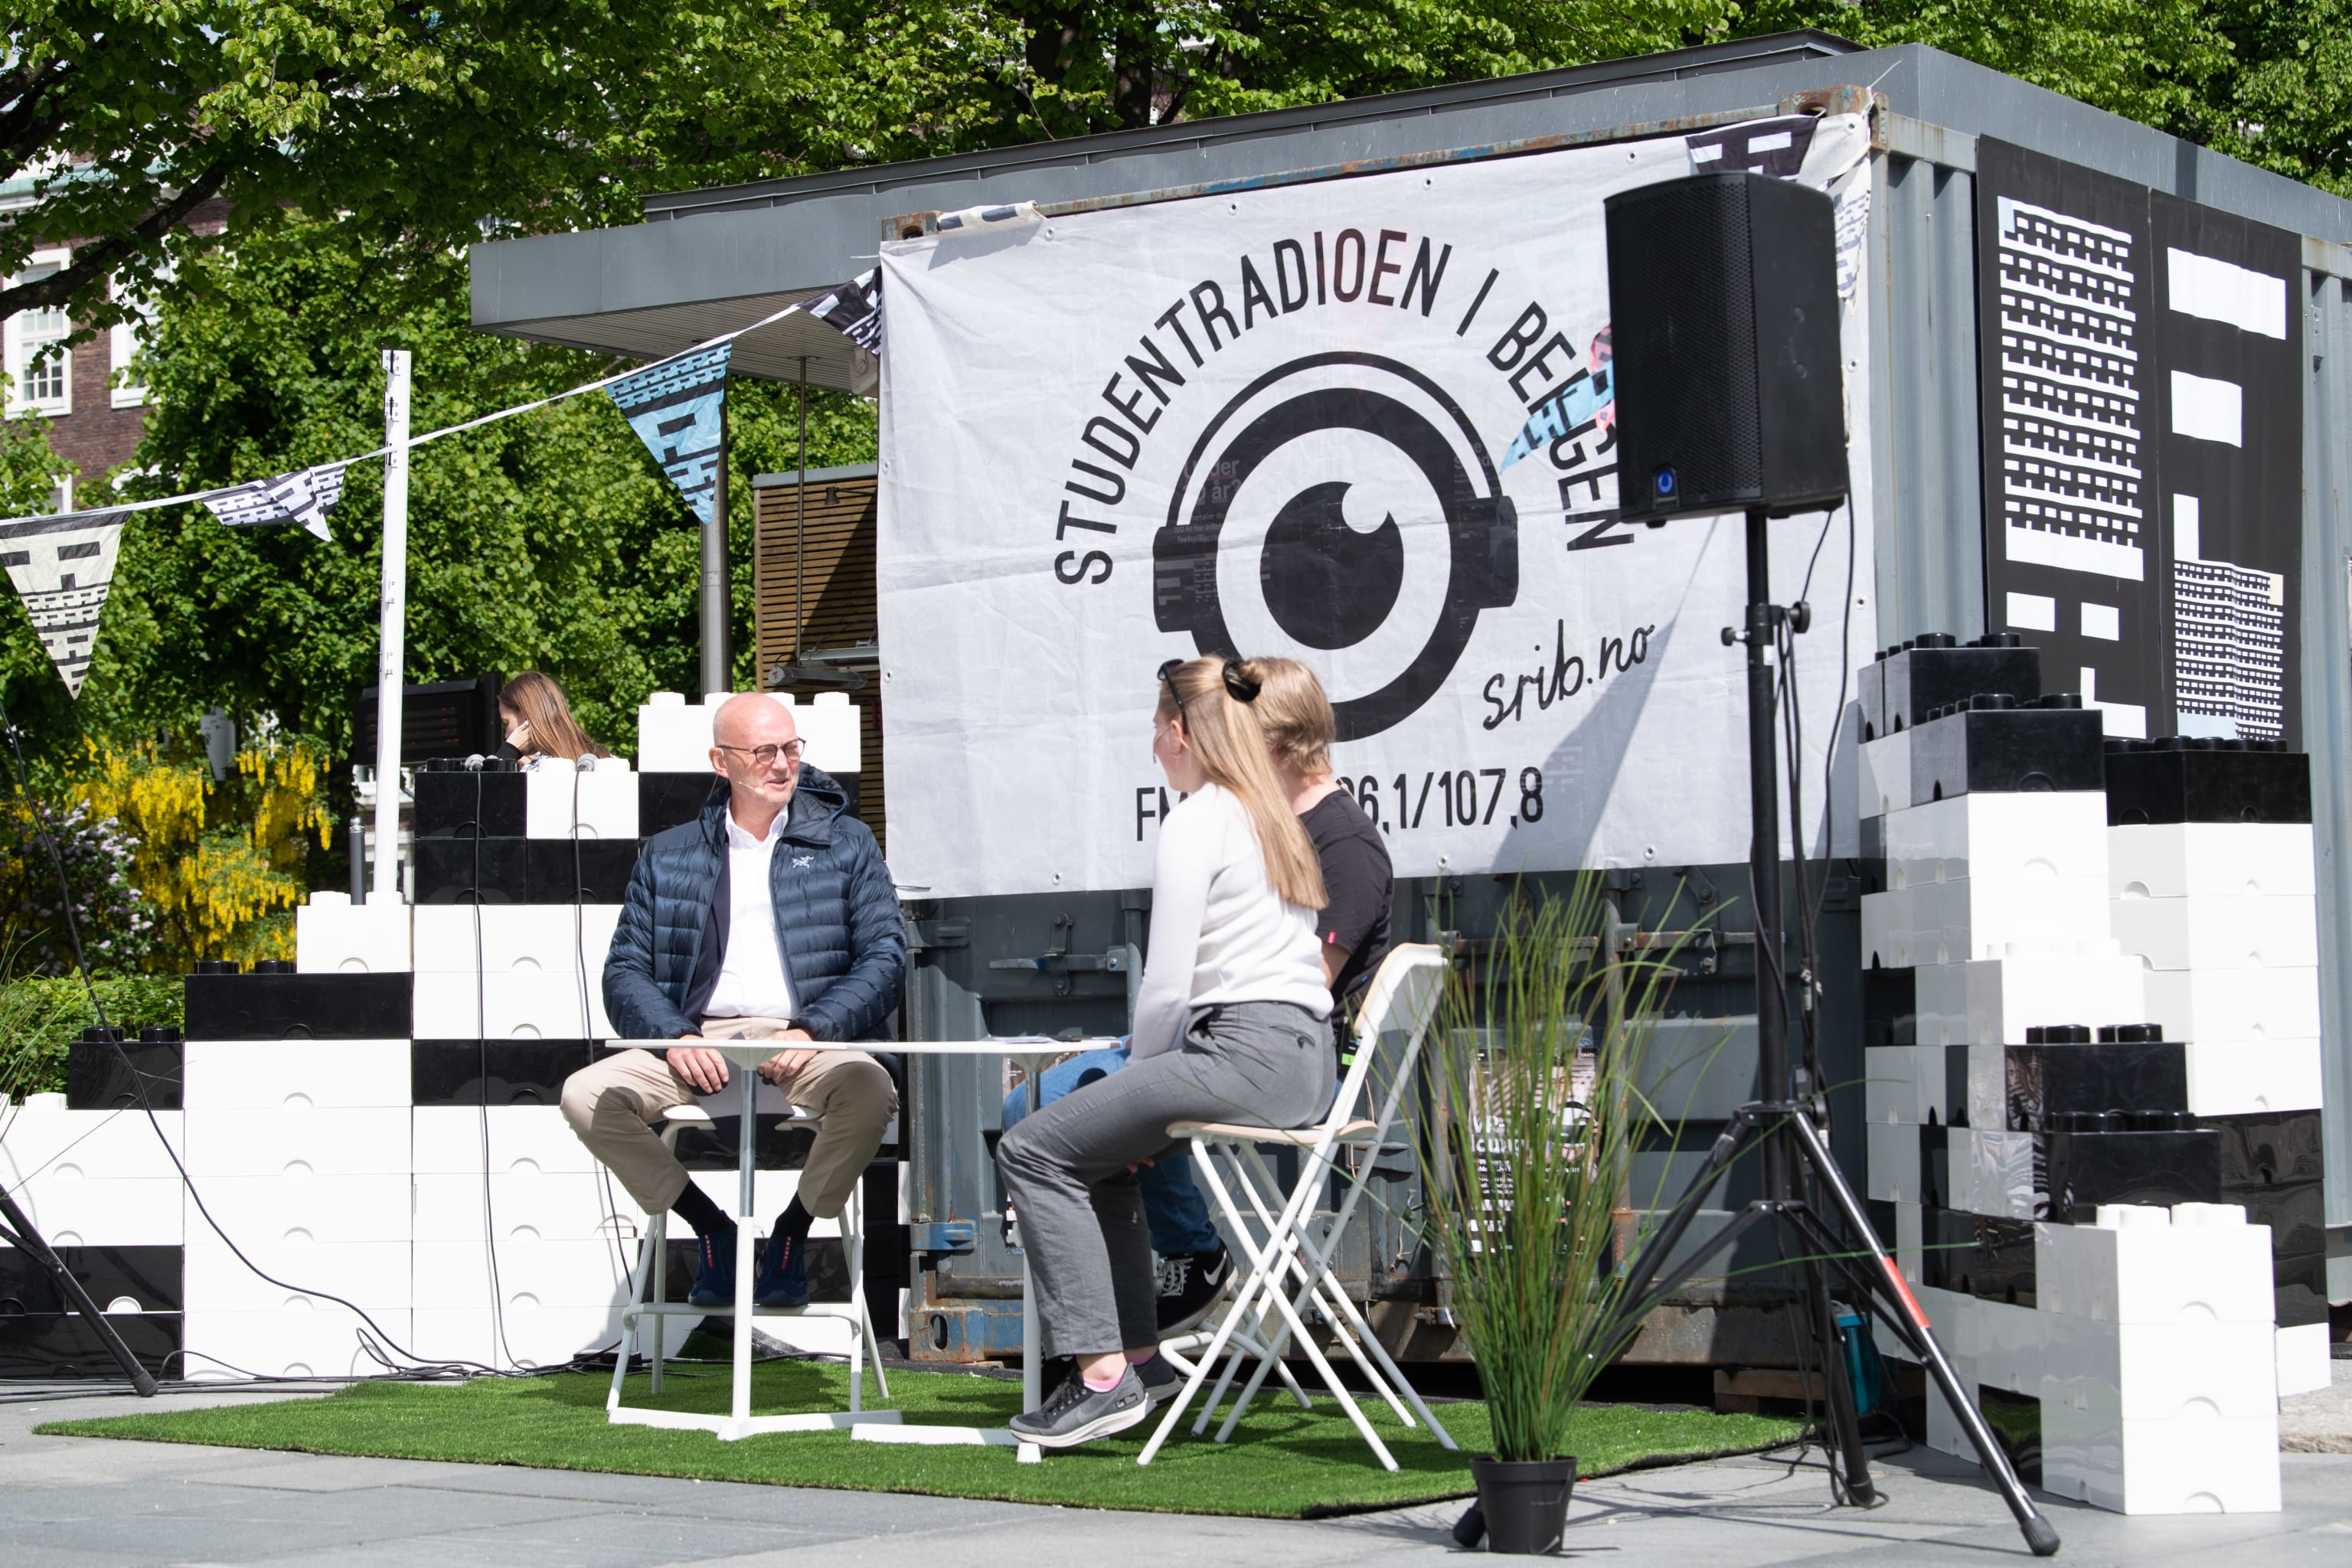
[1152,353,1517,740]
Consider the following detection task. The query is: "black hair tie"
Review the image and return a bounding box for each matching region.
[1221,658,1261,703]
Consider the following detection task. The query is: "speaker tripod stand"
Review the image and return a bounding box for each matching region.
[1609,507,2057,1555]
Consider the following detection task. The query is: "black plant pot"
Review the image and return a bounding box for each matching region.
[1470,1455,1577,1554]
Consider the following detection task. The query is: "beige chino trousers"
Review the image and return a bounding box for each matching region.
[557,1017,897,1220]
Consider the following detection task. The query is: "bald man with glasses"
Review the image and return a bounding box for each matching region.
[562,694,906,1311]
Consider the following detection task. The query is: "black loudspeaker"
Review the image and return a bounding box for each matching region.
[1604,172,1847,522]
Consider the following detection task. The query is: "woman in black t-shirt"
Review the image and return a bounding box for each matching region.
[1253,659,1393,1035]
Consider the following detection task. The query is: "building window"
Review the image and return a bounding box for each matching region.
[5,249,73,417]
[47,475,73,514]
[109,270,156,409]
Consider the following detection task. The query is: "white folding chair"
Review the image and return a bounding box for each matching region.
[605,1104,891,1427]
[1137,944,1458,1469]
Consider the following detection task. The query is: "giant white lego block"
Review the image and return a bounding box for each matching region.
[411,1170,639,1244]
[1922,1343,1981,1459]
[191,1172,410,1246]
[1859,733,1910,820]
[295,892,412,973]
[1913,952,2146,1047]
[1972,1298,2050,1396]
[183,1307,412,1381]
[2108,822,2314,900]
[2276,1322,2331,1397]
[0,1106,183,1184]
[2111,892,2319,971]
[524,756,640,839]
[1867,1121,1922,1204]
[0,1177,182,1247]
[1913,1284,1974,1348]
[2040,1402,2281,1514]
[635,691,863,776]
[2185,1038,2324,1116]
[1883,792,2110,890]
[1892,1200,1923,1286]
[413,1106,599,1176]
[182,1106,410,1178]
[1891,874,2111,965]
[2142,965,2321,1042]
[2040,1315,2278,1420]
[413,1238,634,1310]
[412,904,622,978]
[410,970,614,1041]
[1864,1045,1932,1125]
[181,1040,410,1109]
[2034,1207,2275,1325]
[185,1236,412,1313]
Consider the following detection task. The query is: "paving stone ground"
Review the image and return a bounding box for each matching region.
[4,1374,2348,1566]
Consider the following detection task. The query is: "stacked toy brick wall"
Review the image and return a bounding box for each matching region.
[1853,633,2291,1514]
[2,691,868,1378]
[0,1034,186,1377]
[177,973,416,1378]
[2102,738,2331,1396]
[2039,1202,2281,1513]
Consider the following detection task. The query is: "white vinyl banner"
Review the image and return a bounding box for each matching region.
[880,116,1878,898]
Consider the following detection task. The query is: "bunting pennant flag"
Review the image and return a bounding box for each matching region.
[0,507,127,696]
[608,342,731,525]
[203,462,348,540]
[806,269,883,355]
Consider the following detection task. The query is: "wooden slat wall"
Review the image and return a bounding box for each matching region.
[755,470,884,849]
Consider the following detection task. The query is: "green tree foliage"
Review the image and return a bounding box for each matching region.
[2,0,1030,330]
[0,220,877,766]
[1744,2,2352,197]
[1001,0,1735,132]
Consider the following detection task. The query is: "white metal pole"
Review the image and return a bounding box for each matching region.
[371,349,412,899]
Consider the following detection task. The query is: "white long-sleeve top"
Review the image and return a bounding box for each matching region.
[1130,782,1331,1060]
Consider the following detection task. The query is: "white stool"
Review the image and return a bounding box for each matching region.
[604,1103,893,1430]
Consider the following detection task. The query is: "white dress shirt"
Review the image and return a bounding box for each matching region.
[700,807,797,1021]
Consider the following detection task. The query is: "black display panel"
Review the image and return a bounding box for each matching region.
[1975,141,2303,746]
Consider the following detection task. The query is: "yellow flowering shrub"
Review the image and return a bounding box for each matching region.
[70,738,334,972]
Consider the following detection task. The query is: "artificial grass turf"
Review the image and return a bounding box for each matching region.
[38,1361,1801,1518]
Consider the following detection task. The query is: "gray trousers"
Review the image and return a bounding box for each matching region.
[995,1000,1334,1359]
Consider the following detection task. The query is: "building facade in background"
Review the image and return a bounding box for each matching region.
[0,172,225,511]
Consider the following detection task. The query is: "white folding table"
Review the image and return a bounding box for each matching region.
[601,1037,1093,1455]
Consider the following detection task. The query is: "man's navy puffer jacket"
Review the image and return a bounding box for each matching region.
[602,766,906,1041]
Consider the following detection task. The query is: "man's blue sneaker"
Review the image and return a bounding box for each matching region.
[756,1230,811,1308]
[686,1230,740,1308]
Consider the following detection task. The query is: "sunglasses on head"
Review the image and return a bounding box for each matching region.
[1157,657,1261,721]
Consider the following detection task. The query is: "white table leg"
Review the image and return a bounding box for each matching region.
[1019,1052,1046,1461]
[728,1059,756,1439]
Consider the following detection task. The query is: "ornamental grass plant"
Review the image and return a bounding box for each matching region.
[1416,878,1697,1463]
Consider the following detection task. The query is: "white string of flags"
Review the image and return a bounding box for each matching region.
[0,270,884,695]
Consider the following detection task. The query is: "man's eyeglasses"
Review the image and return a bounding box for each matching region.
[716,740,804,766]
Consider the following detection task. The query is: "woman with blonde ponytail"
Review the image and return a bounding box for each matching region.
[995,655,1335,1448]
